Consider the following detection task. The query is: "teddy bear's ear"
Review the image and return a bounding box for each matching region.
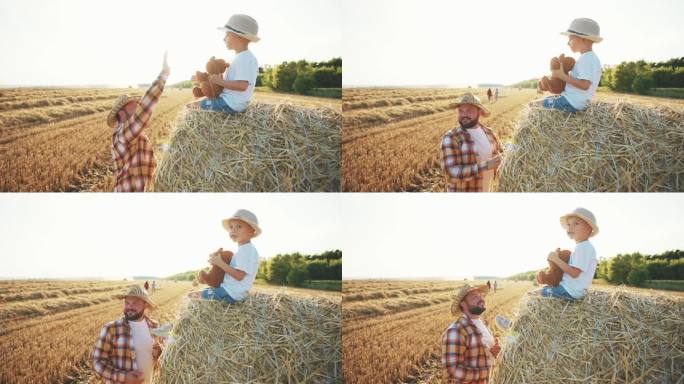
[550,56,560,70]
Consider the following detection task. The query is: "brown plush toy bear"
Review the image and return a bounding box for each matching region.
[536,249,571,286]
[197,249,233,288]
[192,56,229,99]
[538,54,576,95]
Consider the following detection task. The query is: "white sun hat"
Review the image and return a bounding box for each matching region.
[218,14,260,42]
[561,18,603,43]
[222,209,261,237]
[560,207,599,237]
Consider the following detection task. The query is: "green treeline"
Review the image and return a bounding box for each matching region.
[258,58,342,97]
[256,249,342,287]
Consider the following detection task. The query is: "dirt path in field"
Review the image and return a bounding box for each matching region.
[410,91,539,192]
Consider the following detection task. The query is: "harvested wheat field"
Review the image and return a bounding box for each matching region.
[490,288,684,383]
[0,88,340,192]
[0,280,195,383]
[498,101,684,192]
[342,88,539,191]
[154,102,341,192]
[342,280,532,384]
[157,291,342,383]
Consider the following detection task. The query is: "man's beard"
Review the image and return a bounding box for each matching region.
[459,115,479,129]
[469,305,486,315]
[124,309,144,321]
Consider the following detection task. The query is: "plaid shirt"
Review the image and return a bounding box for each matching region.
[441,124,503,192]
[92,316,162,384]
[441,315,494,384]
[112,71,168,192]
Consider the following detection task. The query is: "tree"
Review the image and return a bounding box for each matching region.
[627,263,650,286]
[293,68,316,93]
[612,62,638,93]
[632,67,654,94]
[256,257,269,280]
[272,62,298,92]
[286,261,310,287]
[267,254,291,285]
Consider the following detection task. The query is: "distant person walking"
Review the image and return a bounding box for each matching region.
[151,280,156,292]
[486,88,493,102]
[144,281,149,291]
[487,280,491,290]
[494,88,499,102]
[493,280,497,293]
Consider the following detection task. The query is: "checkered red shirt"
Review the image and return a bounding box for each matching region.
[441,315,494,384]
[111,71,168,192]
[92,316,162,384]
[441,124,503,192]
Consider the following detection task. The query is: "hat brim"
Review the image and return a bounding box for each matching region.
[107,96,140,128]
[560,213,599,237]
[222,218,262,237]
[217,27,260,42]
[451,284,490,316]
[449,102,491,117]
[560,31,602,43]
[112,294,156,308]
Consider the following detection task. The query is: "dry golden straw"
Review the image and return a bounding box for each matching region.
[498,101,684,191]
[490,288,684,384]
[157,291,341,384]
[154,102,341,192]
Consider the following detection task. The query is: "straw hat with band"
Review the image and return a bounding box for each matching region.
[107,94,140,128]
[217,14,260,42]
[222,209,262,237]
[449,93,491,117]
[112,285,156,308]
[450,284,489,317]
[560,207,599,237]
[561,18,603,43]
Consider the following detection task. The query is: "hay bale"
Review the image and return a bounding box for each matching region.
[490,288,684,383]
[498,101,684,191]
[155,102,341,191]
[157,292,341,383]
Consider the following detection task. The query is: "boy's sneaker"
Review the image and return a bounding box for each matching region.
[495,315,513,331]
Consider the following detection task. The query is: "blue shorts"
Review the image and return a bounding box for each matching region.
[540,284,576,301]
[199,97,238,115]
[543,95,578,113]
[201,286,237,303]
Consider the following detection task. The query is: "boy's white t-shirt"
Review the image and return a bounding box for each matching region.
[467,126,494,192]
[128,319,154,384]
[560,240,597,299]
[221,242,259,301]
[220,50,259,112]
[562,51,602,110]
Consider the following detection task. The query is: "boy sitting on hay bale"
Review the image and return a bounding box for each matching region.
[188,209,260,303]
[537,18,603,113]
[187,14,259,115]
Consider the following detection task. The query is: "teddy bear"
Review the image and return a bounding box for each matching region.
[196,248,233,288]
[536,249,571,286]
[192,56,229,99]
[537,54,576,95]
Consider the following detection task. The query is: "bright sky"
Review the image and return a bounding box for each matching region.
[2,193,683,280]
[342,0,684,87]
[0,0,341,87]
[0,194,343,279]
[340,193,684,279]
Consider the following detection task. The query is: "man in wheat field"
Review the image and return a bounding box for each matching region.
[92,285,163,384]
[108,52,170,192]
[441,93,503,192]
[441,284,501,383]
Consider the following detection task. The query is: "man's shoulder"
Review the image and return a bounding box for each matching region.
[100,318,126,334]
[442,126,465,142]
[145,316,160,329]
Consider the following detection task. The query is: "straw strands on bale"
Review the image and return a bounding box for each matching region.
[490,288,684,384]
[498,101,684,191]
[157,292,341,383]
[154,102,341,192]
